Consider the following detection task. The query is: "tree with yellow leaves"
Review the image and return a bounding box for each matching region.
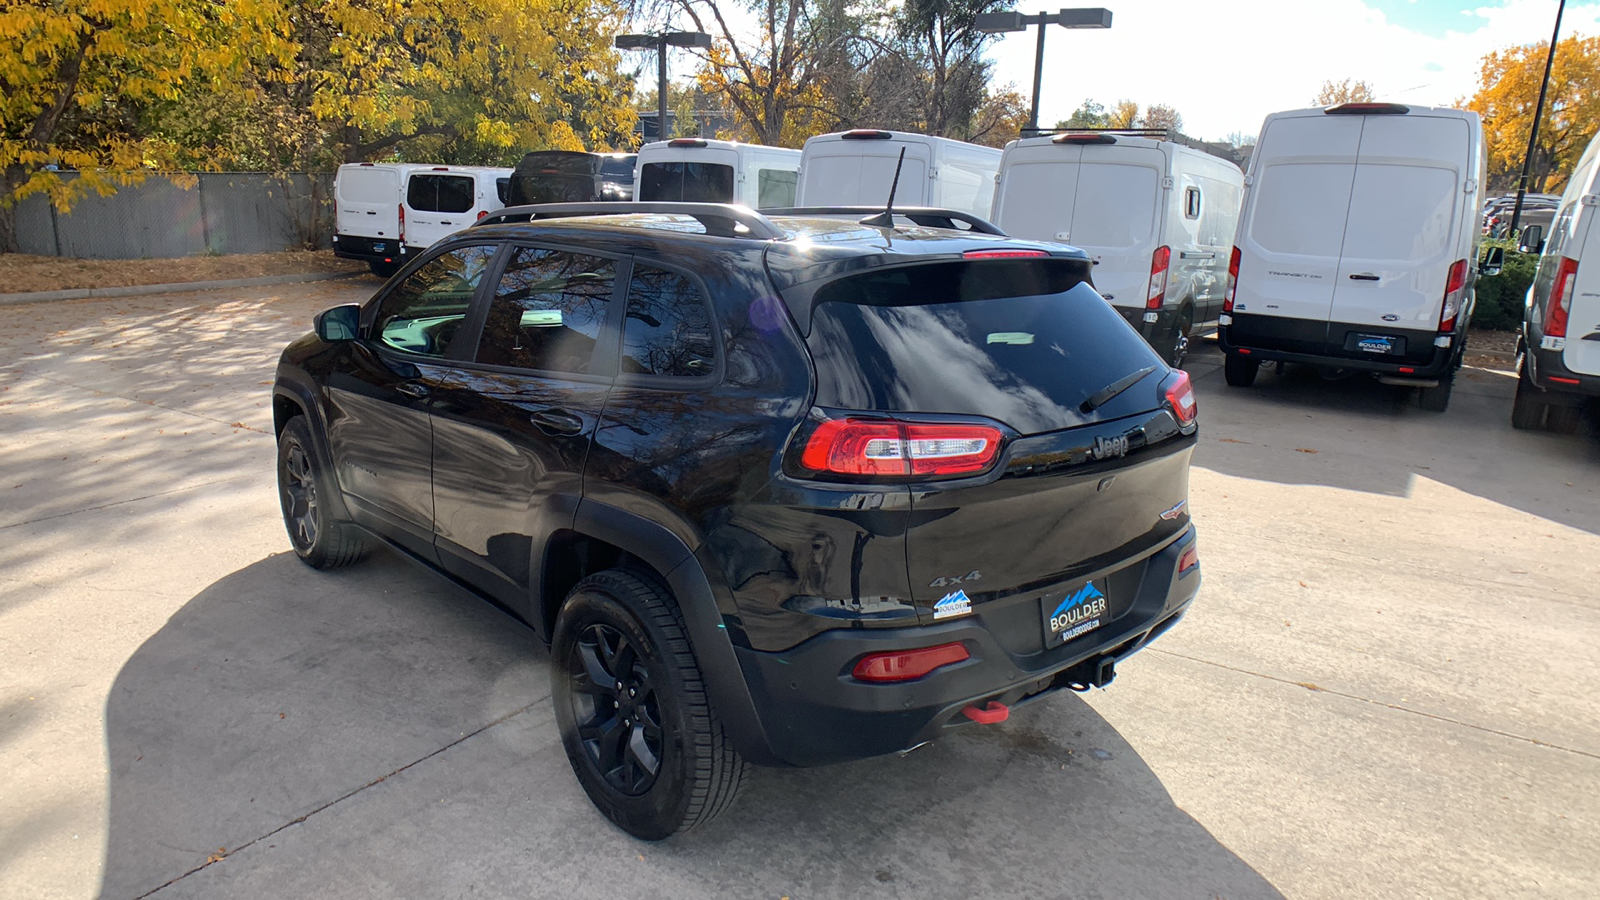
[1468,36,1600,193]
[1314,78,1376,106]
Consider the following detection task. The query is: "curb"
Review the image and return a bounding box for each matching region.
[0,270,367,307]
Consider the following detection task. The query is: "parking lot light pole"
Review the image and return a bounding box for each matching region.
[975,8,1113,135]
[1510,0,1566,235]
[616,31,713,142]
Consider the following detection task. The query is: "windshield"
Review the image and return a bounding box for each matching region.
[804,260,1163,435]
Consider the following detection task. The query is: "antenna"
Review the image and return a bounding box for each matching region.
[859,147,907,229]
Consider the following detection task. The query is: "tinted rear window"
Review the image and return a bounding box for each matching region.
[804,260,1163,435]
[638,162,735,202]
[407,174,474,213]
[509,174,594,204]
[601,157,637,185]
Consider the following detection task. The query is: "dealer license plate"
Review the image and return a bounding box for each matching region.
[1042,581,1109,647]
[372,242,387,252]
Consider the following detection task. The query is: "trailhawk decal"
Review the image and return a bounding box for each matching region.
[933,590,973,620]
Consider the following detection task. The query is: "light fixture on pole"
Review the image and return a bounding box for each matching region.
[616,31,713,142]
[976,8,1112,134]
[1510,0,1566,235]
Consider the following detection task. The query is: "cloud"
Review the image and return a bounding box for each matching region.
[985,0,1600,140]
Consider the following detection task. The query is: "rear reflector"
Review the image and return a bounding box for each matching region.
[668,138,708,148]
[853,642,970,682]
[1224,246,1241,313]
[1548,257,1578,338]
[800,418,1003,478]
[1439,259,1468,333]
[1551,376,1581,384]
[476,210,488,220]
[1161,370,1197,426]
[1325,103,1410,115]
[841,129,893,140]
[963,249,1049,259]
[1178,543,1199,574]
[1399,366,1415,373]
[1052,133,1117,144]
[1147,246,1171,309]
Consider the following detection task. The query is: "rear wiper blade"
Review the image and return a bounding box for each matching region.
[1081,365,1159,413]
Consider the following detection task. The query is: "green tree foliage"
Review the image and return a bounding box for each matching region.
[1472,242,1539,332]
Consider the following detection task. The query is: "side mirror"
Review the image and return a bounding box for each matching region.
[1479,246,1505,277]
[1517,224,1544,255]
[314,303,361,342]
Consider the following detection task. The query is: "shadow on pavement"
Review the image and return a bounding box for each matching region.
[101,551,1282,899]
[1184,340,1600,536]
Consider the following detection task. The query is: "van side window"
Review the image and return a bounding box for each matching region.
[1184,186,1202,219]
[408,174,475,213]
[496,177,510,205]
[474,247,617,374]
[621,265,716,377]
[372,245,498,357]
[758,169,798,208]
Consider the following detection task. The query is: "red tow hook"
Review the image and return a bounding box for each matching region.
[962,700,1009,724]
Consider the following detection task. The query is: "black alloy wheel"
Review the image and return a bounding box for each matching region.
[282,441,319,549]
[569,622,664,796]
[276,417,368,569]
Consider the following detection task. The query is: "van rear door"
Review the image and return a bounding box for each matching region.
[1070,145,1164,311]
[1326,115,1469,360]
[637,147,740,202]
[335,166,400,240]
[798,139,932,207]
[403,171,477,248]
[1232,115,1362,353]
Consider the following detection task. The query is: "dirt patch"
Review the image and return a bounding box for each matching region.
[1464,329,1518,371]
[0,250,367,294]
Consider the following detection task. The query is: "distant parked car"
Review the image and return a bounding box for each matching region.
[333,163,511,277]
[993,131,1244,367]
[634,138,800,207]
[272,201,1201,839]
[1220,103,1491,412]
[796,130,1001,219]
[507,151,637,205]
[1511,136,1600,433]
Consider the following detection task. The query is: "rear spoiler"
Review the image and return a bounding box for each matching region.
[760,207,1006,235]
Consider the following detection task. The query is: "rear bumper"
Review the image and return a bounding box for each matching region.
[731,527,1200,767]
[1220,313,1456,378]
[331,234,416,262]
[1526,339,1600,403]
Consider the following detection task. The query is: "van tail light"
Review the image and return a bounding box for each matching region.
[476,209,488,220]
[397,204,405,242]
[1223,246,1241,313]
[852,642,970,682]
[799,417,1003,478]
[1161,370,1197,426]
[1146,246,1171,309]
[1548,257,1578,338]
[1438,259,1468,333]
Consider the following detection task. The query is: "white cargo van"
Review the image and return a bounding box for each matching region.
[795,130,1002,219]
[633,139,801,207]
[993,132,1243,365]
[334,163,511,276]
[1219,103,1489,411]
[1510,132,1600,433]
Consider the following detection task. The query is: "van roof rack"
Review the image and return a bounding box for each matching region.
[1024,127,1172,140]
[760,206,1007,235]
[475,202,784,240]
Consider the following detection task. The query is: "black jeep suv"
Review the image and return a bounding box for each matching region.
[272,202,1202,839]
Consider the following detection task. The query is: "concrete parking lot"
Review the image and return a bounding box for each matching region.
[2,281,1598,899]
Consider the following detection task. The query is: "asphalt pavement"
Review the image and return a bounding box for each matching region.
[2,281,1597,899]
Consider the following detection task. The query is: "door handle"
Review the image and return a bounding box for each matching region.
[529,408,584,435]
[1179,251,1216,260]
[395,381,429,399]
[1349,273,1381,281]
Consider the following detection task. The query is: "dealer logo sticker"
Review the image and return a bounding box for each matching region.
[1050,583,1108,640]
[933,589,973,620]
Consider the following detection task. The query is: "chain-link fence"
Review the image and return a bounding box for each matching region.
[14,172,333,259]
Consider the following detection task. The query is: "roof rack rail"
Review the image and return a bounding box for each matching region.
[760,206,1007,236]
[1023,127,1171,139]
[474,202,784,240]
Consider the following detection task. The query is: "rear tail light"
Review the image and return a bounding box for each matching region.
[852,642,970,682]
[963,249,1048,259]
[476,209,488,220]
[1161,370,1196,426]
[1439,259,1468,333]
[1324,102,1410,115]
[799,417,1003,478]
[1147,245,1171,309]
[1223,246,1241,313]
[1548,257,1578,338]
[397,203,405,242]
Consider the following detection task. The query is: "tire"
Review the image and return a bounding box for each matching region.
[368,259,399,278]
[1546,405,1583,434]
[277,416,368,568]
[1224,353,1259,387]
[552,569,747,840]
[1168,307,1194,369]
[1417,369,1454,412]
[1510,356,1549,430]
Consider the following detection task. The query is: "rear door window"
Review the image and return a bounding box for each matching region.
[472,247,617,374]
[371,245,498,357]
[638,162,736,202]
[803,260,1163,435]
[1069,163,1160,249]
[621,265,716,377]
[1339,164,1455,261]
[1250,163,1356,257]
[407,174,475,213]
